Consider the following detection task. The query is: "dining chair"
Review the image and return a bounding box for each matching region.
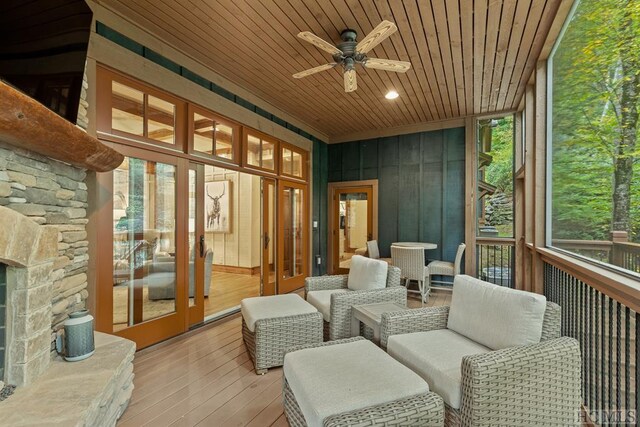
[366,240,393,264]
[390,245,429,305]
[426,243,466,287]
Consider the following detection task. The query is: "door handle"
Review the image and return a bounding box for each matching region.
[199,235,205,257]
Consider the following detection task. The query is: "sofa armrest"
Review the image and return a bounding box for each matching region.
[304,275,348,295]
[380,306,450,349]
[329,286,407,340]
[284,337,365,355]
[460,337,581,426]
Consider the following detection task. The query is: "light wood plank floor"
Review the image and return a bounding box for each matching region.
[118,289,451,427]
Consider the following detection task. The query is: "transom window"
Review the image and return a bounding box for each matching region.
[190,107,239,163]
[245,132,277,172]
[110,79,179,146]
[280,143,307,179]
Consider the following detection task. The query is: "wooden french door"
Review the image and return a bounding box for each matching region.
[187,163,205,326]
[278,180,309,294]
[331,185,374,274]
[262,178,277,296]
[97,144,189,349]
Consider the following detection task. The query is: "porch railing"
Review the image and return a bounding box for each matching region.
[553,238,640,274]
[476,238,515,288]
[544,262,638,424]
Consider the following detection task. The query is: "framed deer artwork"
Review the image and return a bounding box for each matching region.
[204,180,231,233]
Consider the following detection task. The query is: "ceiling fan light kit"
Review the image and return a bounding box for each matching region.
[293,20,411,93]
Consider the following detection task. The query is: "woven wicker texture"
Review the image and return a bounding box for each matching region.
[459,336,581,426]
[391,245,429,303]
[283,361,445,427]
[242,312,323,374]
[540,301,561,340]
[380,301,580,426]
[380,306,450,349]
[305,266,405,341]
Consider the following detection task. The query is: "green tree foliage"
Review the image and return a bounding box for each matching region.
[551,0,640,242]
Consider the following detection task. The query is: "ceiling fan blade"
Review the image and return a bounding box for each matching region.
[364,57,411,73]
[293,63,337,79]
[297,32,343,56]
[356,20,398,54]
[344,69,357,92]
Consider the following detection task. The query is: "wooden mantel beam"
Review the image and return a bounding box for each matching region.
[0,81,124,172]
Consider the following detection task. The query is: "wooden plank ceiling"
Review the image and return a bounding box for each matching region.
[98,0,562,141]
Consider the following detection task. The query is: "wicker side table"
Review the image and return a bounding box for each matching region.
[241,295,323,375]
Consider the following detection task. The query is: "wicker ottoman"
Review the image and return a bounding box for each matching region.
[241,294,323,375]
[283,337,444,427]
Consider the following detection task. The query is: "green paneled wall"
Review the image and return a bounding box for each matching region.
[325,127,466,277]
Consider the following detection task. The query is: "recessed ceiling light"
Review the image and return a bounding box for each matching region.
[385,90,399,100]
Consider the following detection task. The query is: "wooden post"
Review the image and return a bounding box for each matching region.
[532,61,547,295]
[465,116,477,276]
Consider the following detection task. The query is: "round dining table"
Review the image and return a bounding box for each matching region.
[392,242,438,250]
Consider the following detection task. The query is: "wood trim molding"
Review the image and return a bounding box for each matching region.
[0,81,123,172]
[464,117,477,275]
[537,247,640,313]
[327,180,379,274]
[330,117,466,144]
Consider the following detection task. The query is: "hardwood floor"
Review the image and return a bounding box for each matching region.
[205,271,260,317]
[118,289,451,427]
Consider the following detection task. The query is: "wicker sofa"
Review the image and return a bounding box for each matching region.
[305,256,405,340]
[380,275,581,426]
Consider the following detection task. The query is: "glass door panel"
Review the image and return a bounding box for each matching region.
[278,180,308,293]
[332,187,373,274]
[110,151,186,348]
[262,178,276,296]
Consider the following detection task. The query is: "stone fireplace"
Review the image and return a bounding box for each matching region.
[0,81,133,424]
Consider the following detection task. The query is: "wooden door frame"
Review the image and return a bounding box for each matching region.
[327,180,379,274]
[277,179,309,293]
[262,177,277,296]
[187,162,205,326]
[95,143,189,349]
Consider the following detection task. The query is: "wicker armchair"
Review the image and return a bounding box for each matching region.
[305,264,405,340]
[379,276,581,426]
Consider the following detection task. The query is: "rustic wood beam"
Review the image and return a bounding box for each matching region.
[0,80,124,172]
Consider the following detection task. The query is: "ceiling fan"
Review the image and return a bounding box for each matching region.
[293,20,411,93]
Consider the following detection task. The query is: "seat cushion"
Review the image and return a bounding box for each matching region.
[427,260,455,276]
[284,339,430,427]
[387,329,490,410]
[241,294,317,332]
[447,275,547,350]
[306,289,349,322]
[347,255,388,291]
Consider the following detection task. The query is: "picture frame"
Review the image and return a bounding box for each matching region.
[204,180,231,233]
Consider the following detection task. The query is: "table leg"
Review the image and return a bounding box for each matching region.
[350,314,361,337]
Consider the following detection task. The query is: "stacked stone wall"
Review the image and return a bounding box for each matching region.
[0,140,89,354]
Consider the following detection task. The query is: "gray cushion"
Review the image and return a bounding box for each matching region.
[347,255,388,291]
[241,294,317,332]
[284,339,430,427]
[387,329,490,409]
[447,275,547,350]
[306,289,349,322]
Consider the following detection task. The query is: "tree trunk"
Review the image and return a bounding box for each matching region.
[612,2,640,234]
